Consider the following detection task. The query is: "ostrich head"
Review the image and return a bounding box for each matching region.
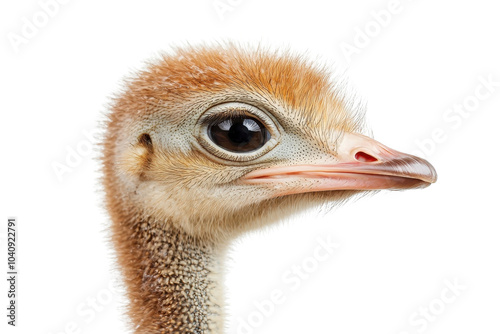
[104,44,436,243]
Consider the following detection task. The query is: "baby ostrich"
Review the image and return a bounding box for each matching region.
[102,44,436,333]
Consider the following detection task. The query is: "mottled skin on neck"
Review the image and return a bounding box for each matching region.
[111,216,225,333]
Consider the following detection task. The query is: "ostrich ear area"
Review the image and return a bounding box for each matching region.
[119,134,154,177]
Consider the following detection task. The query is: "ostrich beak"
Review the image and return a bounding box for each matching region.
[241,133,437,196]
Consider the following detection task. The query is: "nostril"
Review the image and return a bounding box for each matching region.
[355,151,378,163]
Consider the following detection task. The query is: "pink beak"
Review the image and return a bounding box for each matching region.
[241,133,437,197]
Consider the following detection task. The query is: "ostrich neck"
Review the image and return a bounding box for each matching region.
[115,217,225,333]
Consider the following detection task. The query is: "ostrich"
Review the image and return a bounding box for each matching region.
[101,44,436,333]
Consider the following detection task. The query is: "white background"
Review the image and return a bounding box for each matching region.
[1,0,499,333]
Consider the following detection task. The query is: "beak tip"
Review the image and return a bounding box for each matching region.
[417,156,438,184]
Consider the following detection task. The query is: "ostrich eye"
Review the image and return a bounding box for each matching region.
[208,116,270,153]
[198,102,280,162]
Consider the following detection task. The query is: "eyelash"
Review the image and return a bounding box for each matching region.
[201,109,253,127]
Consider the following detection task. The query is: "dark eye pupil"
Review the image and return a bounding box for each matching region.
[209,116,270,153]
[228,122,251,144]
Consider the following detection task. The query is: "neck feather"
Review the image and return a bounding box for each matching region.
[112,216,226,333]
